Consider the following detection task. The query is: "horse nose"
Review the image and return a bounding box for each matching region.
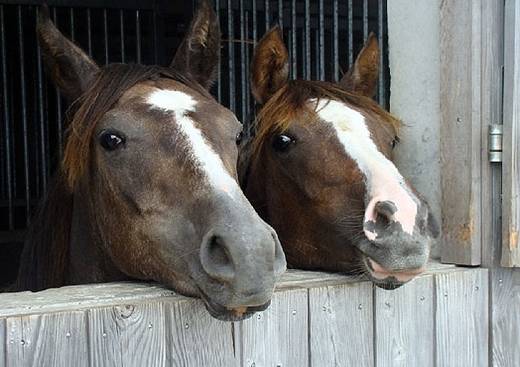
[199,223,286,304]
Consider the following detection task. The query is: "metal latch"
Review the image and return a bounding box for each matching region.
[489,124,503,163]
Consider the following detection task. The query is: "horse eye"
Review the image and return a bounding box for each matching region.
[236,131,244,145]
[99,130,125,151]
[272,134,295,153]
[391,136,400,149]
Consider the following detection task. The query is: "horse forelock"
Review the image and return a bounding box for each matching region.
[62,63,210,191]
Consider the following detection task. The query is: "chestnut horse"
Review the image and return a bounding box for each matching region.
[12,2,286,321]
[239,27,438,289]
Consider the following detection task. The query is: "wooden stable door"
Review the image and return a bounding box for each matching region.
[502,0,520,267]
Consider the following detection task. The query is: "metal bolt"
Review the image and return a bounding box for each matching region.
[475,286,480,291]
[66,332,71,338]
[292,310,297,315]
[148,323,153,329]
[358,304,363,310]
[102,332,107,338]
[420,296,425,301]
[184,323,189,329]
[20,339,25,345]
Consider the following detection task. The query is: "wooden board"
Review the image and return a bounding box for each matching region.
[435,269,489,367]
[0,318,5,365]
[239,288,308,367]
[491,268,520,367]
[5,311,89,367]
[374,276,434,367]
[439,0,482,265]
[502,0,520,267]
[308,281,373,367]
[165,299,237,367]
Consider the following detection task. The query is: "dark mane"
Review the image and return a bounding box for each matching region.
[13,63,208,291]
[251,79,401,155]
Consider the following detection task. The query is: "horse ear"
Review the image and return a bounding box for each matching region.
[251,26,289,104]
[170,0,220,90]
[339,33,379,98]
[37,6,99,102]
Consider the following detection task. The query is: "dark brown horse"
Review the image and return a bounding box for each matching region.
[12,2,286,321]
[239,27,438,289]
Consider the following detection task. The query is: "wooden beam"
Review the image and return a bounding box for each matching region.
[502,0,520,267]
[440,0,483,265]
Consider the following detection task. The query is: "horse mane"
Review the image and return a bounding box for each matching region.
[13,63,208,291]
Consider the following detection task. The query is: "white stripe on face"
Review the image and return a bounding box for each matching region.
[147,89,240,197]
[312,98,418,237]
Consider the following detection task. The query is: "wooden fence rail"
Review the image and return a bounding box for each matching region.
[0,263,497,367]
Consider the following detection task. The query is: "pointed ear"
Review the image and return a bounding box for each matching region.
[251,26,289,104]
[37,6,99,102]
[170,0,220,90]
[339,33,379,98]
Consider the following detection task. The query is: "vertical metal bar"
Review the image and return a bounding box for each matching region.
[252,0,257,41]
[120,10,126,63]
[278,0,283,27]
[333,0,338,81]
[103,9,109,64]
[215,0,221,102]
[17,6,30,224]
[264,0,269,30]
[291,0,296,79]
[363,0,368,40]
[244,8,250,122]
[52,8,63,153]
[227,0,235,112]
[240,0,246,122]
[152,11,158,64]
[304,0,310,79]
[86,9,92,56]
[36,8,48,195]
[69,8,75,41]
[135,10,141,64]
[348,0,353,67]
[318,0,324,80]
[1,5,13,229]
[378,0,385,107]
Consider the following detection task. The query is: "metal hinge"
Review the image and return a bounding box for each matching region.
[489,124,503,163]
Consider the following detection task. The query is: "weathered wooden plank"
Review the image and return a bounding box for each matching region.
[491,268,520,367]
[435,269,489,367]
[239,288,308,367]
[0,263,458,318]
[165,299,238,367]
[0,282,182,318]
[0,318,5,366]
[374,276,434,367]
[440,0,482,265]
[88,302,168,367]
[502,0,520,267]
[309,281,373,367]
[480,0,505,268]
[5,311,89,367]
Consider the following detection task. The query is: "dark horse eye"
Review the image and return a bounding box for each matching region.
[236,131,244,145]
[99,130,125,151]
[391,136,400,149]
[272,134,295,153]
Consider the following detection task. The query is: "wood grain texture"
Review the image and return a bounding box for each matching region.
[165,299,238,367]
[88,302,168,367]
[481,0,505,268]
[308,281,373,367]
[239,288,309,367]
[491,268,520,367]
[439,0,482,265]
[5,311,89,367]
[435,269,489,367]
[502,0,520,267]
[374,276,434,367]
[0,318,5,366]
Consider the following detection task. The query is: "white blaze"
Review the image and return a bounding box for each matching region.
[312,98,418,237]
[147,89,239,198]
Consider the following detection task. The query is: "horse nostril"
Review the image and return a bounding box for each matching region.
[200,235,236,283]
[374,201,397,226]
